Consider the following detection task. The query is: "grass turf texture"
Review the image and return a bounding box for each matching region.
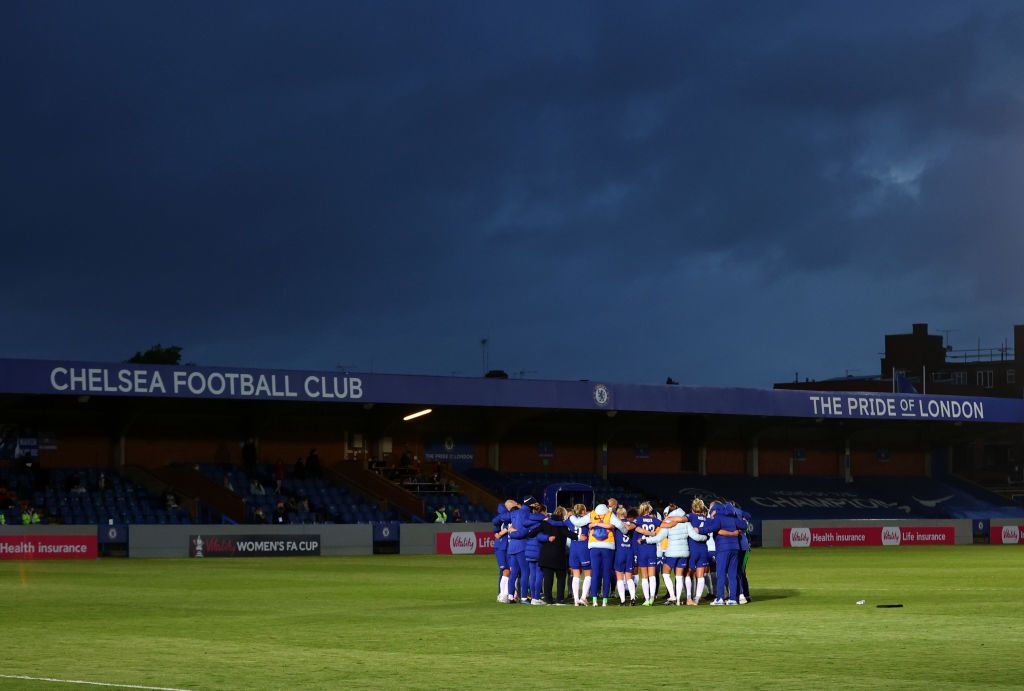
[3,547,1024,690]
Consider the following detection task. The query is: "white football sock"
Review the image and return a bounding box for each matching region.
[582,576,592,599]
[648,576,658,599]
[572,576,580,602]
[684,576,692,601]
[499,576,509,597]
[663,573,675,600]
[641,578,650,601]
[626,578,636,599]
[695,577,705,603]
[617,580,626,602]
[675,576,684,602]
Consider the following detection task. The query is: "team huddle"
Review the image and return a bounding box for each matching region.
[492,496,752,607]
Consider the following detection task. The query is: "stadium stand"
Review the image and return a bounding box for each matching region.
[365,460,492,522]
[0,466,191,525]
[197,463,397,524]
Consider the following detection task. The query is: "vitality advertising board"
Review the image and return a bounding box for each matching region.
[435,531,496,555]
[189,534,321,557]
[990,525,1023,544]
[782,526,956,547]
[0,534,98,559]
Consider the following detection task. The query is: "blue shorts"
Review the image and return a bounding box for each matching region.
[614,547,634,573]
[494,546,508,571]
[636,544,659,568]
[663,556,687,571]
[569,543,591,570]
[687,543,709,570]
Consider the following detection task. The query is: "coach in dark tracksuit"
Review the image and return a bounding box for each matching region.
[538,509,572,605]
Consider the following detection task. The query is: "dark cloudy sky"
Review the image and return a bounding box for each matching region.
[3,2,1022,388]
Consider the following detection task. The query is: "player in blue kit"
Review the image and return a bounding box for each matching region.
[699,501,746,605]
[732,502,752,604]
[525,503,547,604]
[631,502,662,606]
[588,503,628,606]
[567,503,592,606]
[504,496,545,604]
[640,506,691,605]
[613,506,637,606]
[684,498,711,605]
[492,501,514,603]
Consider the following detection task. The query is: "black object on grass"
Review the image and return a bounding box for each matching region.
[876,604,904,608]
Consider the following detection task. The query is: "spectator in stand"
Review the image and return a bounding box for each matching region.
[252,506,267,524]
[450,508,463,523]
[293,457,306,480]
[69,474,87,494]
[399,450,412,473]
[433,505,447,523]
[272,501,288,524]
[274,459,285,493]
[97,473,107,491]
[223,473,235,492]
[306,449,321,478]
[242,438,258,476]
[163,491,178,509]
[22,505,41,525]
[249,478,266,496]
[19,452,35,476]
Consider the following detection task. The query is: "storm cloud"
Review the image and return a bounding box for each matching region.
[2,1,1021,386]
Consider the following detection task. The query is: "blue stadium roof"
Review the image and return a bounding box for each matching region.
[1,358,1022,424]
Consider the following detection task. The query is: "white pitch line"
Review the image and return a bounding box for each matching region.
[0,674,192,691]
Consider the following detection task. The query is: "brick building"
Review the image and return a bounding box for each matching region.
[775,323,1024,487]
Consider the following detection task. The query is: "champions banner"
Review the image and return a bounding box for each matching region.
[783,525,956,548]
[435,531,495,555]
[189,534,321,557]
[0,534,98,560]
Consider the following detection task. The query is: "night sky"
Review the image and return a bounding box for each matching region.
[3,2,1022,388]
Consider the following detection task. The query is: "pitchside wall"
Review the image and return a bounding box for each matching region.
[130,524,373,557]
[127,522,495,557]
[761,519,973,547]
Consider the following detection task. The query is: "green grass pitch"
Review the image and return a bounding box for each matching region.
[3,546,1024,690]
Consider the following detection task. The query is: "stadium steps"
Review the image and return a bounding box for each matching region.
[947,472,1024,506]
[148,464,245,523]
[328,461,424,520]
[439,466,502,512]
